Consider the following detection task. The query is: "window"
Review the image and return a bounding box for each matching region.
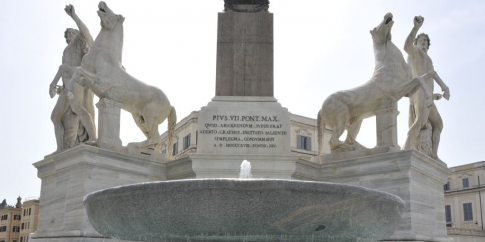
[444,181,450,191]
[196,131,198,145]
[172,142,178,156]
[0,215,7,220]
[28,208,31,216]
[14,215,21,220]
[463,203,473,221]
[445,205,452,226]
[13,240,17,242]
[183,134,191,150]
[13,226,20,232]
[21,223,24,230]
[23,209,26,217]
[463,178,469,188]
[297,135,311,151]
[20,237,23,242]
[0,226,6,232]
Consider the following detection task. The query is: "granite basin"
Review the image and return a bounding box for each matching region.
[84,179,404,242]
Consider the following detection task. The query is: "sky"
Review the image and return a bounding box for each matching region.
[1,0,484,204]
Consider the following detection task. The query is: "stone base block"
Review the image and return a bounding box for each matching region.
[320,150,452,242]
[197,96,292,155]
[31,145,167,242]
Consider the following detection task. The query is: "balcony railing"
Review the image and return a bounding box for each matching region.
[445,184,485,193]
[24,197,39,202]
[447,227,485,236]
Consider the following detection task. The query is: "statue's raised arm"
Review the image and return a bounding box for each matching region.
[65,4,93,50]
[404,16,424,56]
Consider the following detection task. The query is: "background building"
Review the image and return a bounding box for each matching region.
[445,161,485,242]
[0,198,39,242]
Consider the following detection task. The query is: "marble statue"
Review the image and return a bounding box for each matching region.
[402,16,450,162]
[49,5,96,152]
[68,2,176,151]
[317,13,442,154]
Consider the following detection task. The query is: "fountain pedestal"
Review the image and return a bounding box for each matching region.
[320,150,452,242]
[30,145,166,242]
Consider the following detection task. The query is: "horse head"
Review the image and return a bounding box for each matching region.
[370,13,394,45]
[98,1,124,30]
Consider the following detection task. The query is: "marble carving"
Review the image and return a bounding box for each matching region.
[402,16,450,162]
[317,13,442,154]
[67,2,177,152]
[49,5,96,153]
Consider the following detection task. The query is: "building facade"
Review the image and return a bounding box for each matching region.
[0,198,22,242]
[445,161,485,242]
[19,199,39,242]
[0,198,39,242]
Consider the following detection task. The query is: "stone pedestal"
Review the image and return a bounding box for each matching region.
[320,150,452,242]
[30,145,166,242]
[375,99,400,151]
[197,96,291,155]
[96,98,122,151]
[193,96,299,178]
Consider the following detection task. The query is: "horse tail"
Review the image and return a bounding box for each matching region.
[317,109,326,156]
[167,106,177,160]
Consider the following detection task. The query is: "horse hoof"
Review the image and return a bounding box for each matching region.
[84,140,98,146]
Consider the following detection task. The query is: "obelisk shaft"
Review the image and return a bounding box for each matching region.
[215,11,274,96]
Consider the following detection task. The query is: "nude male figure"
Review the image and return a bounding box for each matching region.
[403,16,450,161]
[49,5,96,152]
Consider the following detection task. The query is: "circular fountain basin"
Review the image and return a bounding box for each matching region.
[84,179,404,242]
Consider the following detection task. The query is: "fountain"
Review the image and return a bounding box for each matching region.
[79,2,405,241]
[239,160,252,178]
[83,160,405,242]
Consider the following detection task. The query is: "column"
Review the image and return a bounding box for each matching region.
[96,98,123,151]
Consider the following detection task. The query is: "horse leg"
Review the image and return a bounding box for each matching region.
[130,103,163,149]
[345,119,363,145]
[327,113,348,151]
[133,115,160,149]
[131,114,150,139]
[393,76,432,105]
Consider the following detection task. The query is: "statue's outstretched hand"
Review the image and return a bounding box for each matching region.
[443,87,450,100]
[49,85,57,98]
[65,4,75,17]
[414,16,424,28]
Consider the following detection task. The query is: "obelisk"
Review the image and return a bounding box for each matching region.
[192,0,299,178]
[216,0,273,96]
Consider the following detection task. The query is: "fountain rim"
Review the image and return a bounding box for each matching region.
[83,178,405,206]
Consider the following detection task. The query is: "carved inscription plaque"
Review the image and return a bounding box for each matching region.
[197,102,291,154]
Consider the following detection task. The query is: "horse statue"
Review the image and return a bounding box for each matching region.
[68,1,176,154]
[317,13,439,155]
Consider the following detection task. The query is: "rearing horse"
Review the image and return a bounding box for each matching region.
[69,1,176,153]
[317,13,439,155]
